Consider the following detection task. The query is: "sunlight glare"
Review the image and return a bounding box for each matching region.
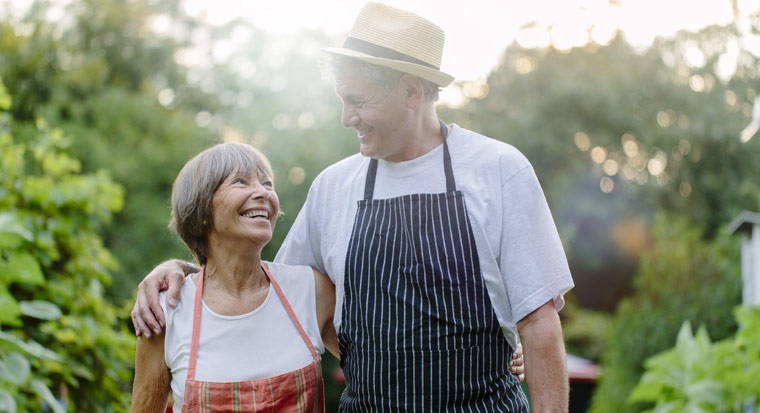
[679,182,692,198]
[591,146,607,164]
[689,75,705,92]
[622,134,638,157]
[223,127,244,143]
[574,132,591,151]
[515,56,538,74]
[600,176,615,193]
[550,21,589,51]
[684,45,705,67]
[717,39,740,80]
[590,23,617,46]
[288,167,306,185]
[603,159,619,176]
[516,26,551,49]
[725,90,738,107]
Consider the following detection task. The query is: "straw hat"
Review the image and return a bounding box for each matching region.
[323,2,454,87]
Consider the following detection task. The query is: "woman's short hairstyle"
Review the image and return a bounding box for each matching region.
[169,142,274,265]
[327,55,441,102]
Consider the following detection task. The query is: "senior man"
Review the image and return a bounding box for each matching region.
[132,3,573,411]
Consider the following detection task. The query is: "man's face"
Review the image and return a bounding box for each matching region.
[334,66,412,162]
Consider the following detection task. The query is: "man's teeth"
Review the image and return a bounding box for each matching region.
[241,210,268,219]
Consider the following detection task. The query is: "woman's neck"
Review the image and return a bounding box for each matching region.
[203,242,268,298]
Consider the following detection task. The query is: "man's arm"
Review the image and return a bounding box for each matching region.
[131,259,192,338]
[517,300,568,412]
[313,268,339,358]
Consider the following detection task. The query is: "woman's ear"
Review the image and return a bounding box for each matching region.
[400,75,424,109]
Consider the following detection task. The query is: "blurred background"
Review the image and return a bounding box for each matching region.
[1,0,759,411]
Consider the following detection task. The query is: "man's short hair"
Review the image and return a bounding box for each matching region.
[169,142,274,265]
[328,55,441,102]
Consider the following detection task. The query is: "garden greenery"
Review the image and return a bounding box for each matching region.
[629,306,760,412]
[0,78,134,412]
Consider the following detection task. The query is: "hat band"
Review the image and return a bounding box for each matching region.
[342,37,439,70]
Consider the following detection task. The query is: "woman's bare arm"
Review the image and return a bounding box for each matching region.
[131,332,171,412]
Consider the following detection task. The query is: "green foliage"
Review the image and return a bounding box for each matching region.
[560,295,612,361]
[0,0,217,299]
[0,79,134,411]
[629,306,760,412]
[589,212,742,412]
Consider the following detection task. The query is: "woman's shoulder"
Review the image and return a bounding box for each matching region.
[160,276,197,320]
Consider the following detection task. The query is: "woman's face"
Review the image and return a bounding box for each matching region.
[208,167,279,247]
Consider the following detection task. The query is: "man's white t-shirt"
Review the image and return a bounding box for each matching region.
[275,123,574,347]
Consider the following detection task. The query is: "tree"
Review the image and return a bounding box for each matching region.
[0,0,219,298]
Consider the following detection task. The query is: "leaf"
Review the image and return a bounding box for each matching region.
[0,213,33,241]
[19,300,62,321]
[31,379,65,413]
[0,252,44,285]
[0,352,30,385]
[0,233,25,250]
[0,389,16,413]
[628,371,668,403]
[0,332,63,362]
[684,379,723,406]
[0,286,21,325]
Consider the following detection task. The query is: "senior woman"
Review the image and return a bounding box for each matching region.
[131,142,336,412]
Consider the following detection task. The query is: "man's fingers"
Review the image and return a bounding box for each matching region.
[131,302,151,338]
[165,272,184,308]
[137,279,163,336]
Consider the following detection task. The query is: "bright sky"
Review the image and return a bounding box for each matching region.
[184,0,739,82]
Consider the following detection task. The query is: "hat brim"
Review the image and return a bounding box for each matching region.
[323,47,454,87]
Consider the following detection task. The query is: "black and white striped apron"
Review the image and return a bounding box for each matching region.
[338,121,529,412]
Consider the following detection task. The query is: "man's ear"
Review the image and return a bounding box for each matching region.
[400,75,424,109]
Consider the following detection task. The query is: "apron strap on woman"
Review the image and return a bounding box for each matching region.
[262,264,320,359]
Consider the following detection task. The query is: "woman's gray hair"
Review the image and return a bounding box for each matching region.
[327,55,441,102]
[169,142,274,265]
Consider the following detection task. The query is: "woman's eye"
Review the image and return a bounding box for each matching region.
[232,178,246,185]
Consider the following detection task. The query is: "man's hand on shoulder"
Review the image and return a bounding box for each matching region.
[130,259,193,338]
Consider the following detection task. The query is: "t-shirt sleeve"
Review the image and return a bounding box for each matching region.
[499,163,574,324]
[274,177,326,274]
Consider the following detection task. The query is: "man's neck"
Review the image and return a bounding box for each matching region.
[385,113,446,163]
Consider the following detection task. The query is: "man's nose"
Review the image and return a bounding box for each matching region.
[342,105,358,128]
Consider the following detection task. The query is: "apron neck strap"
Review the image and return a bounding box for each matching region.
[186,264,319,381]
[363,120,455,200]
[262,263,320,359]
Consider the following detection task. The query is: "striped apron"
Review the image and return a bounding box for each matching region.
[182,264,324,413]
[338,121,529,412]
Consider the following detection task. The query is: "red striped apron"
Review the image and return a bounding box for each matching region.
[181,263,324,413]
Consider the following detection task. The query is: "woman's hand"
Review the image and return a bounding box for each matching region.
[510,342,525,382]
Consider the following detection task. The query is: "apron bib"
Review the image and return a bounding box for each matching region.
[182,264,324,413]
[338,121,528,412]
